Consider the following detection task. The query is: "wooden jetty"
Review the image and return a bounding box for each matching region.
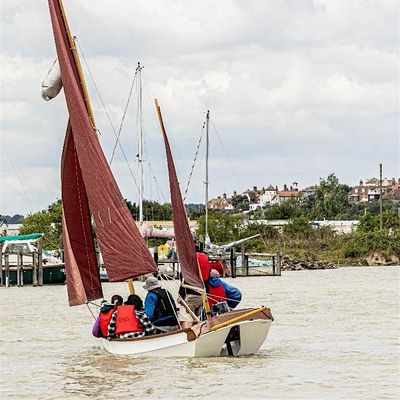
[0,250,65,287]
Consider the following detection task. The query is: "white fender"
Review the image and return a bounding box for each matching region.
[41,59,62,101]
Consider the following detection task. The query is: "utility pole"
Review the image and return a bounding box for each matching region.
[379,163,383,230]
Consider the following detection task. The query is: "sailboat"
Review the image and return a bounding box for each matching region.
[47,0,273,357]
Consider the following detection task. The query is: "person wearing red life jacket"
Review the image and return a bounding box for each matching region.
[91,294,123,338]
[107,294,156,339]
[206,269,242,309]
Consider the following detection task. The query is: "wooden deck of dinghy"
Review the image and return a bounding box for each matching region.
[108,307,273,343]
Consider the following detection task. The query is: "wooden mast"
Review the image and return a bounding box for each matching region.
[58,0,95,128]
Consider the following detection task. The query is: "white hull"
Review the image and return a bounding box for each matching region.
[103,319,271,357]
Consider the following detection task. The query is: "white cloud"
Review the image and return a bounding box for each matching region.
[0,0,398,215]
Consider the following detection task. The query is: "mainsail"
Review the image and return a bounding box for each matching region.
[48,0,157,305]
[155,100,204,288]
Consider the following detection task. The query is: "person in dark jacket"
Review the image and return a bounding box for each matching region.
[143,276,178,327]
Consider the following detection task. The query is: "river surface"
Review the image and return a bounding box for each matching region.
[0,266,399,399]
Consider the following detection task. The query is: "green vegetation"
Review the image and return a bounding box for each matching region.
[19,200,62,250]
[126,200,172,221]
[15,172,400,265]
[195,210,400,264]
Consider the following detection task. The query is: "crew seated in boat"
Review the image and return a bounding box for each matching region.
[107,294,156,339]
[206,269,242,311]
[177,279,203,329]
[92,294,123,338]
[143,276,179,329]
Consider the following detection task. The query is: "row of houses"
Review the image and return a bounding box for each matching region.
[209,177,400,211]
[348,178,400,203]
[209,183,306,211]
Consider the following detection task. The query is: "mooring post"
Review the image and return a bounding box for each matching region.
[32,249,38,287]
[230,247,236,278]
[153,248,159,265]
[16,250,21,287]
[38,240,43,286]
[20,251,24,287]
[272,255,276,275]
[241,244,245,277]
[277,251,281,276]
[5,252,10,288]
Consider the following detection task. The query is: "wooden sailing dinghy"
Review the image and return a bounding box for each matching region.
[48,0,273,357]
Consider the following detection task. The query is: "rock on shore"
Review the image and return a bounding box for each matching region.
[365,252,400,266]
[281,255,337,271]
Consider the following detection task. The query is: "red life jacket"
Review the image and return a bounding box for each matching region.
[115,305,144,336]
[197,252,210,281]
[99,308,115,337]
[208,283,226,307]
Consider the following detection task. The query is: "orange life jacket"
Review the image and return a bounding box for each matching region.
[99,308,115,337]
[197,252,210,281]
[208,283,226,307]
[115,305,144,336]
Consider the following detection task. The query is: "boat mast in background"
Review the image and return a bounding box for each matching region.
[205,110,210,246]
[137,62,144,224]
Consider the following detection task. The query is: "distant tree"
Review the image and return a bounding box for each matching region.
[312,174,349,220]
[231,195,249,211]
[1,214,24,224]
[125,199,172,221]
[186,204,205,219]
[20,200,62,249]
[197,212,243,244]
[358,211,400,233]
[283,216,313,239]
[242,222,278,240]
[264,198,302,220]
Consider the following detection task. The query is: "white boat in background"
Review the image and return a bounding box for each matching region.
[47,0,273,357]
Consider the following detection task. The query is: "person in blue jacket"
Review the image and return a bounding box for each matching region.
[206,269,242,309]
[143,276,178,327]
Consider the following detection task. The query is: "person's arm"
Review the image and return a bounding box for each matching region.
[107,311,118,338]
[92,315,102,338]
[222,281,242,309]
[137,311,156,335]
[144,292,157,321]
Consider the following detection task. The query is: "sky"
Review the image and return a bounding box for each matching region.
[1,0,399,216]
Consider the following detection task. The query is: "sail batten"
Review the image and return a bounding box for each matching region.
[49,0,157,306]
[155,100,204,288]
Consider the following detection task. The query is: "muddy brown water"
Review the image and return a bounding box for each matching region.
[0,266,399,399]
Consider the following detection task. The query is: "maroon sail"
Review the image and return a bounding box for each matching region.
[155,100,203,288]
[62,123,103,306]
[48,0,157,302]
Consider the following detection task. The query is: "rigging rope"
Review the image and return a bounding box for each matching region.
[183,120,205,201]
[210,118,241,189]
[109,71,138,165]
[158,274,182,329]
[75,38,140,191]
[1,135,34,212]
